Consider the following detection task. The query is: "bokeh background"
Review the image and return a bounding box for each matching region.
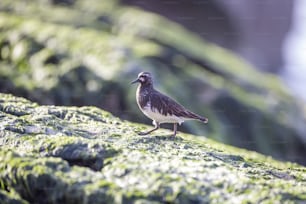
[0,0,305,165]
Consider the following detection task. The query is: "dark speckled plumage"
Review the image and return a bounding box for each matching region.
[131,72,208,136]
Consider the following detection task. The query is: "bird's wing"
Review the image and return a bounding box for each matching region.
[150,90,204,120]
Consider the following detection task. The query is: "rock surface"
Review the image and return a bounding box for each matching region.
[122,0,293,72]
[0,93,305,203]
[0,0,306,165]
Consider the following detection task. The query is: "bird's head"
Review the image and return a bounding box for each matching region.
[131,72,153,86]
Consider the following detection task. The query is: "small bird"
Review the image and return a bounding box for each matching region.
[131,71,208,137]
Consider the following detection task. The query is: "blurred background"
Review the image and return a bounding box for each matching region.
[0,0,305,165]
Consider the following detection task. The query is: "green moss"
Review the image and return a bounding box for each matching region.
[1,0,306,202]
[1,0,306,165]
[0,189,29,204]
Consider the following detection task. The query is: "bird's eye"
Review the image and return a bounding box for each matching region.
[139,76,145,82]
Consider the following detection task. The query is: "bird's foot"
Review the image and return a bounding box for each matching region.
[170,132,184,141]
[137,126,159,136]
[138,131,150,136]
[169,135,175,140]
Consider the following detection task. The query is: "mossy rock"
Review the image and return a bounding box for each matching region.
[0,93,305,203]
[0,0,306,165]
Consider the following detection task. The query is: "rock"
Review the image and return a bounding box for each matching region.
[122,0,293,72]
[0,93,305,203]
[0,0,306,165]
[0,189,28,204]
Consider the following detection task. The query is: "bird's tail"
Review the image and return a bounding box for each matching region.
[186,111,208,123]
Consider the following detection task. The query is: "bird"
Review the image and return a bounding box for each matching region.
[131,71,208,137]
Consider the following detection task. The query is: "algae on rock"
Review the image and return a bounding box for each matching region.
[0,0,306,165]
[0,93,305,203]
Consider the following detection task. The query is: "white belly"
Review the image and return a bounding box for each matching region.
[142,106,184,125]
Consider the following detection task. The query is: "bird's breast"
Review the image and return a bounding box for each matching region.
[136,86,149,109]
[142,105,184,124]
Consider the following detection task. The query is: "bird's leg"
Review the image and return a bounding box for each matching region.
[172,123,178,137]
[138,121,160,135]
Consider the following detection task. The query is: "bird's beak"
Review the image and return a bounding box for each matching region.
[131,78,139,84]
